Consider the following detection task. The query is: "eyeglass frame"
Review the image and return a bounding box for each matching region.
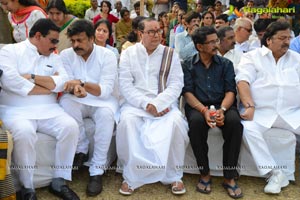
[140,29,164,37]
[241,26,252,33]
[203,38,220,45]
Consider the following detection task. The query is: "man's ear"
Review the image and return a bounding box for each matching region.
[196,43,202,52]
[34,32,42,41]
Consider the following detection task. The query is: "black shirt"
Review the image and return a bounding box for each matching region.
[182,53,237,110]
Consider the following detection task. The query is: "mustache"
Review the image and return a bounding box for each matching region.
[74,47,83,52]
[282,44,289,49]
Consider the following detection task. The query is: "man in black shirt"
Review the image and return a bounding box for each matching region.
[182,26,243,199]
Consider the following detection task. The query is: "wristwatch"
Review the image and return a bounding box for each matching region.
[80,80,85,87]
[221,106,227,112]
[29,74,35,83]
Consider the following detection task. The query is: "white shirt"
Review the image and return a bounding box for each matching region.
[234,40,251,53]
[110,9,121,19]
[236,46,300,129]
[218,49,243,72]
[0,39,68,120]
[119,43,184,112]
[84,7,101,21]
[8,10,47,43]
[60,44,118,113]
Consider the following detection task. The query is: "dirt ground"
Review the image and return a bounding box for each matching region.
[36,158,300,200]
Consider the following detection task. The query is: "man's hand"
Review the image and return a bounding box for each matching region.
[22,74,31,80]
[64,80,81,93]
[215,109,225,127]
[146,104,170,117]
[240,107,255,120]
[73,85,87,98]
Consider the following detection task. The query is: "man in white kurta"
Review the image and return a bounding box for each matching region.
[0,19,79,200]
[117,18,189,195]
[59,19,118,197]
[236,21,300,194]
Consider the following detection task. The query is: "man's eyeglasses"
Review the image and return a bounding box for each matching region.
[49,38,59,44]
[203,38,220,45]
[241,27,252,33]
[141,29,164,37]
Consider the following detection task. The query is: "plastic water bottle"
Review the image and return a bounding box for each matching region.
[209,105,217,126]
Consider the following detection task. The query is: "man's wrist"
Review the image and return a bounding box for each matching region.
[245,103,255,109]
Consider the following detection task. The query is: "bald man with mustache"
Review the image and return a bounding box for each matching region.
[236,21,300,194]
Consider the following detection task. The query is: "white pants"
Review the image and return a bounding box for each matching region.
[242,116,300,175]
[3,113,79,189]
[117,107,189,189]
[60,98,115,176]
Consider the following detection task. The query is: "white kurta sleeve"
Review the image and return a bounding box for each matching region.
[119,48,152,109]
[50,55,69,92]
[98,50,118,99]
[235,52,257,84]
[0,46,34,96]
[60,49,75,81]
[149,52,184,112]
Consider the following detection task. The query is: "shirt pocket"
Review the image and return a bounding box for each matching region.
[42,65,55,76]
[281,68,300,85]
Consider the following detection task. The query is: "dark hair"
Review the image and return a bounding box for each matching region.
[127,16,146,42]
[217,26,234,40]
[120,8,129,18]
[29,18,60,37]
[202,11,215,21]
[46,0,68,14]
[134,1,140,9]
[261,21,290,47]
[138,18,156,31]
[253,18,275,33]
[19,0,39,6]
[158,11,167,22]
[192,26,217,46]
[100,1,112,13]
[184,11,201,24]
[216,14,228,23]
[67,19,95,38]
[94,19,112,44]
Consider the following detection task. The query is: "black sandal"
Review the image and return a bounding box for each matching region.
[196,179,212,194]
[222,182,243,199]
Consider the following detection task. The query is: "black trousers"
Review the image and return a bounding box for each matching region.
[185,107,243,179]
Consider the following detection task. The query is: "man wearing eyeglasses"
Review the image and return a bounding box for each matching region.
[182,26,243,199]
[236,21,300,194]
[117,18,189,195]
[0,18,80,200]
[233,17,253,53]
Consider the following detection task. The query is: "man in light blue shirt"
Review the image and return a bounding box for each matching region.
[175,11,200,61]
[290,35,300,54]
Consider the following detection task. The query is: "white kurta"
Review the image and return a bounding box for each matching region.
[59,45,118,176]
[117,43,189,189]
[0,40,79,188]
[236,46,300,175]
[8,10,47,43]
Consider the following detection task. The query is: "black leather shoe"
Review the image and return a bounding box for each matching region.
[23,191,37,200]
[86,175,103,196]
[73,152,88,171]
[49,185,79,200]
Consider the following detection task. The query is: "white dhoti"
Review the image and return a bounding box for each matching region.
[116,106,189,189]
[60,97,115,176]
[3,113,79,189]
[242,116,300,176]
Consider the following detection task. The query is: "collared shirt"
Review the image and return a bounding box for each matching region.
[290,35,300,54]
[84,7,101,21]
[60,44,118,113]
[236,46,300,129]
[174,30,198,61]
[217,49,243,72]
[182,53,237,109]
[119,43,184,112]
[0,39,67,120]
[234,40,251,53]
